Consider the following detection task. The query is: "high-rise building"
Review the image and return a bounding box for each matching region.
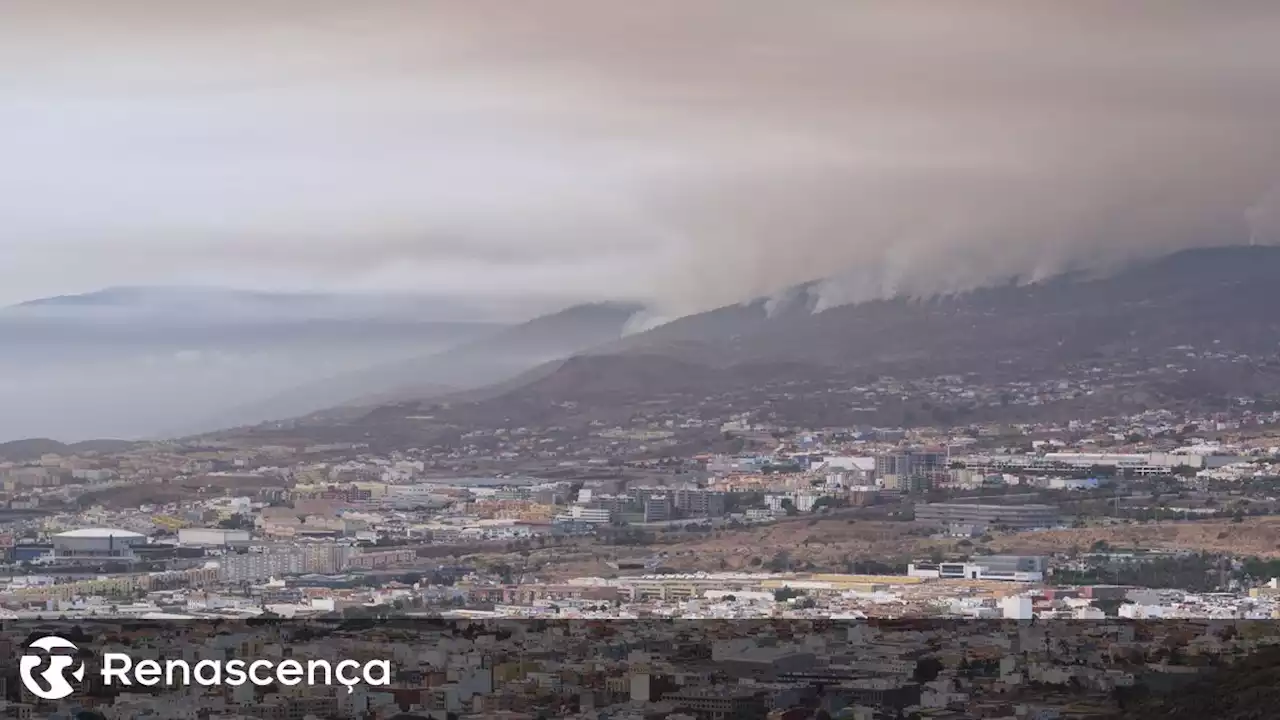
[882,473,934,494]
[875,451,947,479]
[218,543,354,582]
[674,488,727,517]
[643,495,672,523]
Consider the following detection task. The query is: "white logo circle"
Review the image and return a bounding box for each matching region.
[19,636,85,700]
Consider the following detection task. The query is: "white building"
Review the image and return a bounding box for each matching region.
[1118,604,1168,619]
[819,456,876,484]
[908,555,1046,582]
[1002,596,1034,620]
[52,528,147,560]
[553,505,612,524]
[765,493,823,513]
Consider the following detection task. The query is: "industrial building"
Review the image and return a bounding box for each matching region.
[51,528,148,561]
[913,503,1061,530]
[908,555,1047,582]
[958,451,1241,477]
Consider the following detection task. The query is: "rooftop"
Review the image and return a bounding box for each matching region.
[55,528,146,539]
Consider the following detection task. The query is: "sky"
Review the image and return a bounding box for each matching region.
[5,1,1280,313]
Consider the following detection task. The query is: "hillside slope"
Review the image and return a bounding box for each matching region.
[393,246,1280,430]
[209,302,650,430]
[0,437,139,461]
[237,246,1280,445]
[590,246,1280,375]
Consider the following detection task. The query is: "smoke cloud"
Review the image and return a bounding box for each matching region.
[3,1,1280,313]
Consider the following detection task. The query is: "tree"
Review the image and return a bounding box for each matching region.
[812,496,839,512]
[1091,598,1127,616]
[218,514,253,530]
[913,657,944,683]
[774,586,805,602]
[765,550,792,572]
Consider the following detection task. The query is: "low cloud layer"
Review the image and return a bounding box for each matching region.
[4,1,1280,312]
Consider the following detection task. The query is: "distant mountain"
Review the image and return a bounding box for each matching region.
[5,285,549,324]
[0,437,139,462]
[0,286,534,441]
[199,301,651,431]
[330,245,1280,432]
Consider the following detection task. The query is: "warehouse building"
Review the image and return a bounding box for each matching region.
[52,528,148,561]
[909,555,1047,582]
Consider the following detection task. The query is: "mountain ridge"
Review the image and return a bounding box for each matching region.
[4,285,551,325]
[297,245,1280,436]
[194,301,652,433]
[0,437,140,462]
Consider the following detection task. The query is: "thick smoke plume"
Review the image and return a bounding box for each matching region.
[4,1,1280,312]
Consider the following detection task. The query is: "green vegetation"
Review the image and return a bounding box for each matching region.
[598,527,656,546]
[217,513,254,530]
[725,491,765,513]
[1241,557,1280,580]
[766,550,793,572]
[1053,553,1224,591]
[1052,551,1258,592]
[913,657,944,683]
[772,586,815,608]
[773,585,803,602]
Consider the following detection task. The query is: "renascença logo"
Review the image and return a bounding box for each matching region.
[20,636,86,700]
[18,635,393,699]
[100,654,392,694]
